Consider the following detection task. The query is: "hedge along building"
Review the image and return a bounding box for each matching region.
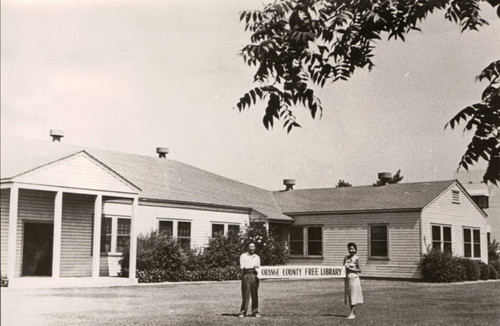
[0,133,292,287]
[0,133,488,286]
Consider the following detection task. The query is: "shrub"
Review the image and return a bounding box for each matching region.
[478,262,490,280]
[488,239,500,262]
[491,259,500,276]
[1,274,8,287]
[488,265,499,279]
[203,232,241,268]
[120,231,186,278]
[420,249,465,283]
[457,258,479,281]
[241,222,288,265]
[120,221,289,283]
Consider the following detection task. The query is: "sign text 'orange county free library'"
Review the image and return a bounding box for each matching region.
[257,265,346,279]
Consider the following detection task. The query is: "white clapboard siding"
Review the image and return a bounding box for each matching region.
[1,189,10,274]
[60,193,94,277]
[137,204,250,249]
[103,201,132,216]
[14,154,136,193]
[422,184,488,263]
[16,189,56,277]
[288,211,422,278]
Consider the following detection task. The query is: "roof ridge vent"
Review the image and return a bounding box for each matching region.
[283,179,295,191]
[50,129,64,142]
[156,147,169,158]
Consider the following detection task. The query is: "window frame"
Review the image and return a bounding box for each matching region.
[100,215,131,255]
[463,227,481,259]
[288,225,323,258]
[471,195,489,209]
[431,224,452,253]
[368,224,390,260]
[157,218,193,249]
[210,222,241,238]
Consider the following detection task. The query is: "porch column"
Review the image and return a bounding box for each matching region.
[52,191,63,278]
[92,194,102,278]
[7,185,19,281]
[129,196,138,283]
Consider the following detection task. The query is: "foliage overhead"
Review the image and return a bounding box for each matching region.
[445,60,500,185]
[236,0,500,184]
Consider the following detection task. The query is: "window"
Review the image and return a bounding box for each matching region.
[212,224,224,237]
[308,227,322,255]
[471,196,489,209]
[432,225,452,253]
[289,226,322,256]
[210,223,240,238]
[116,219,131,253]
[228,224,240,235]
[452,190,460,204]
[158,220,192,248]
[159,220,173,237]
[178,222,191,249]
[100,216,131,254]
[100,217,112,253]
[370,225,389,259]
[463,228,481,258]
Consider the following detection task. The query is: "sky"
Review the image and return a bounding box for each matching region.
[1,0,499,191]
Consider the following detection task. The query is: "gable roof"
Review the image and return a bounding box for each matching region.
[1,135,291,221]
[7,151,141,193]
[273,180,457,214]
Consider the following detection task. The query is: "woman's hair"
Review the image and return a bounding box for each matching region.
[347,242,357,251]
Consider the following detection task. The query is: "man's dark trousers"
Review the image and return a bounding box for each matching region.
[240,269,259,315]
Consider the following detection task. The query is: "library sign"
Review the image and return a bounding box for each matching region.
[257,265,346,279]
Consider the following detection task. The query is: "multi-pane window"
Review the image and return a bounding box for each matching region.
[464,228,481,258]
[471,196,489,209]
[100,217,112,253]
[100,216,131,254]
[178,222,191,249]
[116,219,131,253]
[432,225,452,253]
[307,227,322,255]
[212,224,225,237]
[228,224,240,236]
[159,220,173,237]
[289,226,322,256]
[290,227,304,255]
[370,225,388,258]
[211,223,240,238]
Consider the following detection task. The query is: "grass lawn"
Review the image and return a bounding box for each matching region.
[1,279,499,325]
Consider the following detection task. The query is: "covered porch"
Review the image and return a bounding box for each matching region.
[0,151,141,288]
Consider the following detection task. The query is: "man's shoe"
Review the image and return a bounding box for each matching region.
[253,314,261,318]
[238,314,245,318]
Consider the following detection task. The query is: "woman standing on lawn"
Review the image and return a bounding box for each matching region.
[343,242,363,319]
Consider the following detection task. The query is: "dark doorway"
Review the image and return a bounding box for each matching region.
[22,222,53,276]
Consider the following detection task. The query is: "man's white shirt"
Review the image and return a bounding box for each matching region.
[240,252,261,269]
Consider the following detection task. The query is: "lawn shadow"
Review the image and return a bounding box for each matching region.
[220,313,240,317]
[322,313,348,318]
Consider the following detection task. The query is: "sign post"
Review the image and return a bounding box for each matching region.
[257,265,346,279]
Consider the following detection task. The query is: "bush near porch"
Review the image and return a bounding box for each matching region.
[119,222,288,283]
[1,274,8,287]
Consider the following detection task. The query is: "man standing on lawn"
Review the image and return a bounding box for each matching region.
[239,242,261,318]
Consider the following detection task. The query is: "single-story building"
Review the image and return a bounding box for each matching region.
[0,133,489,287]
